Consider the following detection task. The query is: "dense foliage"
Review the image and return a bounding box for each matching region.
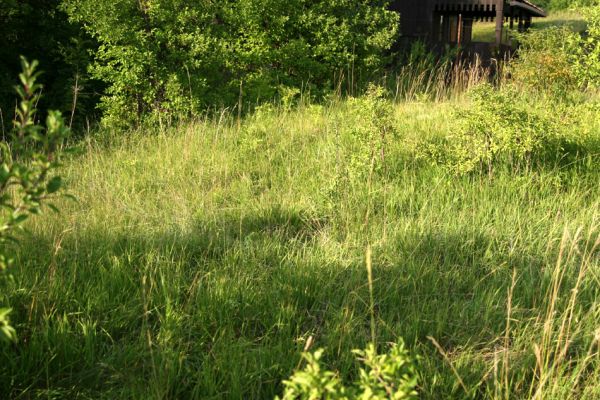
[536,0,598,10]
[511,4,600,92]
[61,0,398,127]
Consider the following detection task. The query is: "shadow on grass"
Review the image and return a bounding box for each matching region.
[1,205,569,399]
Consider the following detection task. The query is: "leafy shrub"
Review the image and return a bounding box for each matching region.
[510,27,581,93]
[325,85,398,213]
[0,57,69,343]
[277,341,418,400]
[345,85,397,181]
[573,4,600,89]
[536,0,599,10]
[511,3,600,92]
[62,0,399,128]
[421,84,560,175]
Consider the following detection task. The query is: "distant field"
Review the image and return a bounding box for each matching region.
[471,10,586,43]
[1,95,598,398]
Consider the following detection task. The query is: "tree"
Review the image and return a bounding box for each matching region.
[62,0,399,127]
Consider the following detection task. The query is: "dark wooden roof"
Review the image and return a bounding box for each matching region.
[510,0,546,17]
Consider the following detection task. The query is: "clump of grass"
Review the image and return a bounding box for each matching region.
[392,49,492,103]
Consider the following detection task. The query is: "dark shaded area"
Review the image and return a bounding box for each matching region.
[0,204,582,398]
[0,0,100,132]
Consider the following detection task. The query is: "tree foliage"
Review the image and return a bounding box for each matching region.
[61,0,399,127]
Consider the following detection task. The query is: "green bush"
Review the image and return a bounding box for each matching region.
[511,3,600,92]
[510,27,581,93]
[421,84,561,175]
[535,0,598,10]
[573,4,600,89]
[324,85,398,215]
[62,0,399,128]
[277,341,418,400]
[0,0,98,132]
[0,57,69,343]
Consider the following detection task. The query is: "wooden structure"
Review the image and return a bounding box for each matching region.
[389,0,546,47]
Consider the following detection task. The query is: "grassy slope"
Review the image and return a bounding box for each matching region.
[1,98,599,398]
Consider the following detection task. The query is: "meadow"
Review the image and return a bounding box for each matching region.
[2,2,600,399]
[1,89,598,398]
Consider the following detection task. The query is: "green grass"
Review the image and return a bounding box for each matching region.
[0,94,598,399]
[471,10,586,43]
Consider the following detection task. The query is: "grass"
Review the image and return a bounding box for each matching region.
[471,10,586,43]
[0,92,598,398]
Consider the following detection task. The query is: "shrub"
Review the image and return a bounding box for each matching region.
[277,341,418,400]
[573,3,600,89]
[535,0,598,10]
[511,3,600,93]
[0,0,98,132]
[345,85,397,181]
[422,84,560,175]
[325,85,398,214]
[0,57,69,343]
[510,27,581,94]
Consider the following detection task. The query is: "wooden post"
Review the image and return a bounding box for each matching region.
[495,0,504,46]
[432,12,442,42]
[457,14,463,45]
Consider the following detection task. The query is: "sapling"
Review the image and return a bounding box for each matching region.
[0,57,70,343]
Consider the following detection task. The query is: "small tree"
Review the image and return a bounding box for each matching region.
[0,57,70,343]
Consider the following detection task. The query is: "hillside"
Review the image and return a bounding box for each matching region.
[3,97,599,398]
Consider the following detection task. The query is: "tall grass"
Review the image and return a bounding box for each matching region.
[0,90,597,399]
[393,56,493,102]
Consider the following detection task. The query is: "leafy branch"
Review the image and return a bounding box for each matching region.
[0,57,70,343]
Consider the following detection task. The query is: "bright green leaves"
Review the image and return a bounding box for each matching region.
[62,0,399,127]
[0,57,69,343]
[277,341,418,400]
[279,349,346,400]
[0,308,16,343]
[574,4,600,89]
[353,343,419,400]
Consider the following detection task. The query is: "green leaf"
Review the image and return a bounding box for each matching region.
[64,193,78,202]
[0,164,11,184]
[46,176,62,194]
[12,214,28,225]
[47,203,60,213]
[0,308,17,343]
